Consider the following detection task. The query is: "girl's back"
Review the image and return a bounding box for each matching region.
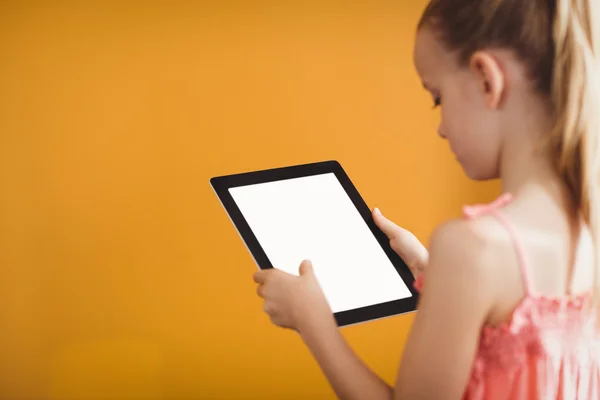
[441,191,600,399]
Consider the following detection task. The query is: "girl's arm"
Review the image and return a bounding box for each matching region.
[298,317,394,400]
[393,220,498,399]
[297,219,499,400]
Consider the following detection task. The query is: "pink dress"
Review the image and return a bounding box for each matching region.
[413,193,600,399]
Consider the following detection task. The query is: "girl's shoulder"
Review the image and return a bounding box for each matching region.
[425,216,511,297]
[428,207,515,277]
[422,194,523,311]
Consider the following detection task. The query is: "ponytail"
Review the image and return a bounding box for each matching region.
[549,0,600,317]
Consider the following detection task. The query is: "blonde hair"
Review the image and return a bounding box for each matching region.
[420,0,600,315]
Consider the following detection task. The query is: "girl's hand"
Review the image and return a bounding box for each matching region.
[253,260,335,332]
[373,208,428,278]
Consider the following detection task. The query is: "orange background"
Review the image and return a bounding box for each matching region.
[0,2,500,399]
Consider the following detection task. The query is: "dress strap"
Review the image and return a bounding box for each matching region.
[463,193,534,296]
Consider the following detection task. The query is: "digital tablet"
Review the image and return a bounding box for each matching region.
[210,160,418,327]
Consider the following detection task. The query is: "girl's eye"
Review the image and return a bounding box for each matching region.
[432,96,441,109]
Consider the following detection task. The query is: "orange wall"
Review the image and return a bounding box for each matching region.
[0,2,501,399]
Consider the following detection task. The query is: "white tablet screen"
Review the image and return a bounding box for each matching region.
[228,173,412,313]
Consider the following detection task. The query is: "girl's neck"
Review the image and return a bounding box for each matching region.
[498,119,577,218]
[498,96,559,197]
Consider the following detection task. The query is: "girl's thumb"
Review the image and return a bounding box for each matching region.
[373,208,394,236]
[299,260,314,276]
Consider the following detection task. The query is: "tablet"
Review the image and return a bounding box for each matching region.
[210,160,418,327]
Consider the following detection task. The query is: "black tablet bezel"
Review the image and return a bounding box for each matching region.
[210,160,419,327]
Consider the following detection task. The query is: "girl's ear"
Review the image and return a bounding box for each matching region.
[469,51,505,110]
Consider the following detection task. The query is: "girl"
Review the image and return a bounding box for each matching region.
[252,0,600,398]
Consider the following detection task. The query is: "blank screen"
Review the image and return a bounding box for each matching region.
[228,173,412,313]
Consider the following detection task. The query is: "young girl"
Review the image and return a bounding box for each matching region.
[252,0,600,398]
